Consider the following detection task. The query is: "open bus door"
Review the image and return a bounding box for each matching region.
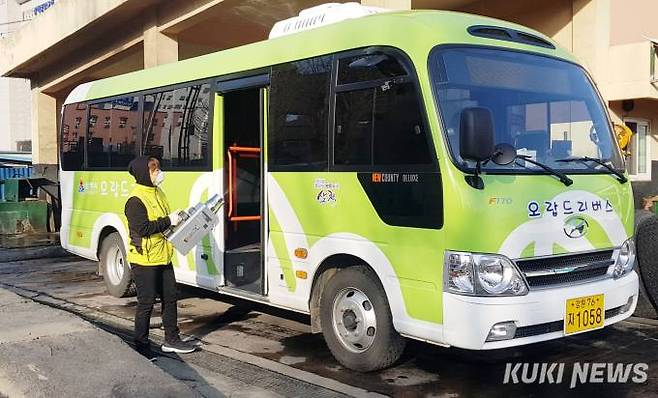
[218,75,268,295]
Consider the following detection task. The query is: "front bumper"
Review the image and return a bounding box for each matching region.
[442,271,639,350]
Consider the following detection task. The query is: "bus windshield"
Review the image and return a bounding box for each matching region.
[430,47,623,173]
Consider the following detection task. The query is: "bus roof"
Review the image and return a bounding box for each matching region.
[66,10,576,105]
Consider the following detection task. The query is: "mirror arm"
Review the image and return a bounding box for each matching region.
[465,160,485,190]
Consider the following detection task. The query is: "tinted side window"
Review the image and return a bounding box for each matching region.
[374,82,431,165]
[335,89,373,165]
[334,80,432,167]
[143,83,211,170]
[88,96,140,168]
[269,56,331,170]
[61,103,87,171]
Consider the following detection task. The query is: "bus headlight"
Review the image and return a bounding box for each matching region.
[613,238,635,279]
[445,251,528,296]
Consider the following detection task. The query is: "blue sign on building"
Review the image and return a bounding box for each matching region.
[33,0,56,16]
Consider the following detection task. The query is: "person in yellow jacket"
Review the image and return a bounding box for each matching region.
[125,156,195,359]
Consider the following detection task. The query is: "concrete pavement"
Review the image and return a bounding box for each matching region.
[0,287,199,398]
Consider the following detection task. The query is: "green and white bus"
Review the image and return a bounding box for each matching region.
[59,4,639,371]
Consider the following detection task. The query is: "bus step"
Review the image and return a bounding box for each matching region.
[218,286,268,302]
[225,243,261,255]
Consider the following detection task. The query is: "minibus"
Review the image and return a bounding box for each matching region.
[59,4,638,371]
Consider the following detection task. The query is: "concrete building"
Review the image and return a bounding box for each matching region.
[0,0,42,153]
[0,0,656,202]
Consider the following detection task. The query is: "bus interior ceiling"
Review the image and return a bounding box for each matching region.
[223,88,263,294]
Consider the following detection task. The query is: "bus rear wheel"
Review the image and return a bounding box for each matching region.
[320,265,406,372]
[99,232,135,298]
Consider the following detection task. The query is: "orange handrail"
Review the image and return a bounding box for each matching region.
[229,146,261,154]
[231,215,261,222]
[227,149,234,217]
[227,145,261,222]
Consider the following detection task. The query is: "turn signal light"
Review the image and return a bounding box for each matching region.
[294,248,308,259]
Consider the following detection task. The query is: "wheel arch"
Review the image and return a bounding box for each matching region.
[308,252,395,334]
[92,213,129,266]
[304,233,444,345]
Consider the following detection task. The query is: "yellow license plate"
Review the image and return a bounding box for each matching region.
[564,294,605,335]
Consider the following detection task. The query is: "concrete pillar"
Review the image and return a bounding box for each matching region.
[143,10,179,69]
[31,88,58,179]
[572,0,610,86]
[361,0,411,10]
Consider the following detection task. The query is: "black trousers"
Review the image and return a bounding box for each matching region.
[132,264,179,347]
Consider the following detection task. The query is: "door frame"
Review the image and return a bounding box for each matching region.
[623,117,651,182]
[216,74,269,295]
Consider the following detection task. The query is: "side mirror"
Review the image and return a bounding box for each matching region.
[459,107,495,162]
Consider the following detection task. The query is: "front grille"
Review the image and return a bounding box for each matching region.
[517,250,613,271]
[525,267,610,288]
[514,305,625,339]
[516,250,614,289]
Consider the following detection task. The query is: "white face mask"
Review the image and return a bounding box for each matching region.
[153,170,165,187]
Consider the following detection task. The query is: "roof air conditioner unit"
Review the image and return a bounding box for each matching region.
[269,2,388,39]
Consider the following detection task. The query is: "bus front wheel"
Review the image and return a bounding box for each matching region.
[320,265,406,372]
[99,232,136,298]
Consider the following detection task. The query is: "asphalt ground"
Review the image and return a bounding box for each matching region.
[1,254,658,397]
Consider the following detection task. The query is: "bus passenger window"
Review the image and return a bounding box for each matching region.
[373,82,431,165]
[88,97,140,169]
[61,103,87,171]
[335,89,373,165]
[269,56,331,171]
[334,81,432,167]
[143,83,210,170]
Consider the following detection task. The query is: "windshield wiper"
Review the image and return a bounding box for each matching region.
[516,155,573,186]
[556,157,627,184]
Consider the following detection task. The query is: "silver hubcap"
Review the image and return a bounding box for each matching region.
[106,245,125,286]
[332,287,377,353]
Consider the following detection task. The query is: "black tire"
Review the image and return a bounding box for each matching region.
[635,210,658,318]
[99,232,136,298]
[320,265,406,372]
